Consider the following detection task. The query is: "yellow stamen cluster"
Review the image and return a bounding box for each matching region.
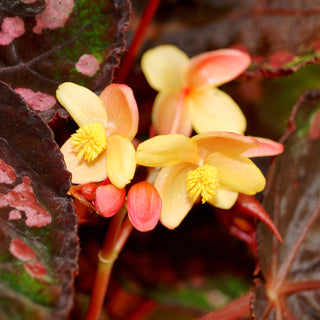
[71,122,107,162]
[186,165,219,203]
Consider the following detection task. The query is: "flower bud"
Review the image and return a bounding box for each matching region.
[94,184,126,218]
[127,181,161,232]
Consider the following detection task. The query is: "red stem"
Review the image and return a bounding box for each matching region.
[115,0,161,83]
[197,293,251,320]
[84,207,127,320]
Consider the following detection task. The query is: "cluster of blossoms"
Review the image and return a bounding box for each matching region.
[57,45,283,232]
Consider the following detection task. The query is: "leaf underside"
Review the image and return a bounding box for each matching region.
[0,81,79,320]
[253,89,320,320]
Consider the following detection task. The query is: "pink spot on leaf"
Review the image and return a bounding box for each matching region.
[269,51,295,68]
[33,0,75,34]
[24,261,47,278]
[75,54,100,76]
[15,88,56,111]
[9,238,36,261]
[0,159,17,184]
[8,209,22,220]
[309,110,320,140]
[0,176,51,227]
[0,16,25,45]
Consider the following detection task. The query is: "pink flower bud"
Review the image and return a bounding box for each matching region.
[94,184,126,218]
[127,181,161,232]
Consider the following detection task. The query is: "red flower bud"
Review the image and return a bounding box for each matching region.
[94,184,126,218]
[80,183,97,201]
[127,181,162,232]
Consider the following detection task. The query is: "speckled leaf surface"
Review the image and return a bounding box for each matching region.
[252,90,320,319]
[0,0,130,123]
[0,81,78,320]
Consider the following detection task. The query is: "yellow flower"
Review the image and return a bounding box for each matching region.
[57,82,139,189]
[136,132,267,229]
[141,45,251,135]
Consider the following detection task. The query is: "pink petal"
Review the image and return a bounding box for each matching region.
[15,88,56,111]
[0,17,25,45]
[99,84,139,140]
[185,49,251,89]
[241,137,284,158]
[75,54,100,76]
[94,184,126,218]
[127,181,161,232]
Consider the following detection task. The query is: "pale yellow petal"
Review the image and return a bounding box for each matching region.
[106,135,136,189]
[152,91,193,136]
[136,134,199,167]
[187,88,246,134]
[192,131,259,159]
[61,138,107,184]
[99,84,139,140]
[155,164,196,229]
[185,49,251,89]
[205,153,266,195]
[56,82,107,127]
[207,187,239,209]
[141,45,189,91]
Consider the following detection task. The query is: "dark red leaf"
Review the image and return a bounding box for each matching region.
[132,0,320,78]
[252,89,320,319]
[0,0,130,123]
[0,80,78,320]
[0,0,46,16]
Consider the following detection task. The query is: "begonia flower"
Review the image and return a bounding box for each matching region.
[136,132,282,229]
[57,82,138,189]
[141,45,251,135]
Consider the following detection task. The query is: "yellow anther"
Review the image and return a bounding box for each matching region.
[186,165,219,203]
[71,122,107,162]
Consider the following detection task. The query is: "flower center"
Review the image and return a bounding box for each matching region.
[186,165,219,203]
[70,122,107,162]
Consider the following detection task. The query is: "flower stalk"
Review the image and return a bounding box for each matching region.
[84,206,130,320]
